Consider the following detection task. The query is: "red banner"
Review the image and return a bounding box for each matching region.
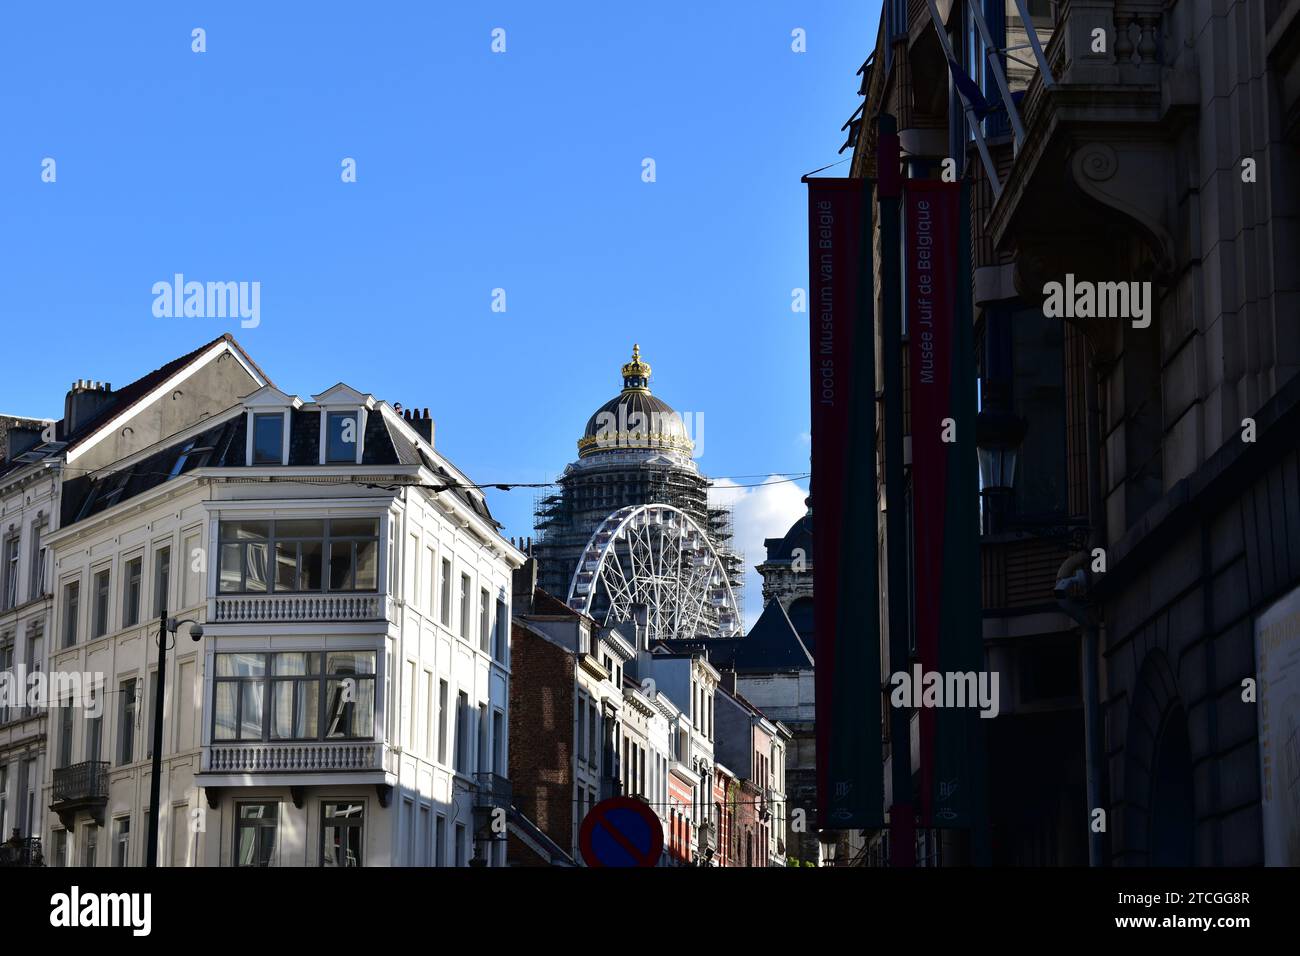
[806,177,882,829]
[905,180,961,826]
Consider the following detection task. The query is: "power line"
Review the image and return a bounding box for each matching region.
[55,466,810,493]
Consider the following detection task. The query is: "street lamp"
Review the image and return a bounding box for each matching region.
[975,407,1027,534]
[146,614,203,867]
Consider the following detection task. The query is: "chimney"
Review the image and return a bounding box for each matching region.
[63,380,116,438]
[401,406,434,446]
[512,558,538,615]
[3,421,43,462]
[720,669,737,695]
[632,603,650,651]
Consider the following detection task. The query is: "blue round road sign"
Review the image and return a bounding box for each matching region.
[578,797,664,868]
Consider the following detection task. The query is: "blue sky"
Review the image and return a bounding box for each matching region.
[0,1,879,625]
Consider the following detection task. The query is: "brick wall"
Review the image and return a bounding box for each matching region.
[507,621,576,864]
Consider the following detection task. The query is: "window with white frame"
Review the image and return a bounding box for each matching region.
[2,534,18,610]
[325,410,361,463]
[0,636,13,724]
[121,556,142,628]
[153,545,171,618]
[61,579,79,648]
[217,518,379,594]
[29,522,46,602]
[494,596,508,663]
[459,573,471,640]
[440,558,451,626]
[213,651,376,741]
[91,567,110,638]
[251,413,285,465]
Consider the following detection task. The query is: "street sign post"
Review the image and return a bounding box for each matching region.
[577,797,664,868]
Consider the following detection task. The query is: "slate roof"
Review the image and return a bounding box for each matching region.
[62,404,497,527]
[653,598,813,673]
[734,599,813,670]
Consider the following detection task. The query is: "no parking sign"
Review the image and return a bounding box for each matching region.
[577,797,664,868]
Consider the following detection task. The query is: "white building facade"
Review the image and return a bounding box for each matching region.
[38,341,522,867]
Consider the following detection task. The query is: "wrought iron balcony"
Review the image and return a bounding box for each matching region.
[473,772,512,810]
[51,760,109,828]
[0,836,43,867]
[211,592,390,624]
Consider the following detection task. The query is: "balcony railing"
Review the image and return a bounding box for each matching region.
[0,836,43,867]
[206,740,384,773]
[51,760,109,829]
[211,592,388,624]
[52,760,109,803]
[473,772,512,810]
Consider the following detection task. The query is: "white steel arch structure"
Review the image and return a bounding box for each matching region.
[566,503,741,643]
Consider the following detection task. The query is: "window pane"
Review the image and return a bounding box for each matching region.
[327,651,375,675]
[326,412,358,462]
[214,683,238,740]
[329,541,353,590]
[321,802,363,867]
[219,543,241,593]
[325,678,374,737]
[330,518,378,538]
[244,542,268,593]
[272,653,309,676]
[271,682,295,739]
[300,540,324,591]
[252,414,283,464]
[222,521,269,541]
[274,540,298,591]
[154,547,170,617]
[217,653,266,678]
[277,519,325,538]
[240,681,264,739]
[298,680,320,738]
[354,539,377,590]
[235,828,259,866]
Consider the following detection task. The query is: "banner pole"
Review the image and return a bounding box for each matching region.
[878,113,915,867]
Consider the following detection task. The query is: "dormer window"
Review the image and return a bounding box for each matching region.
[309,385,373,466]
[326,411,360,463]
[170,440,197,477]
[252,413,285,465]
[242,386,300,466]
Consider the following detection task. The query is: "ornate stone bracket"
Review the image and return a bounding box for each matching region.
[1070,142,1177,282]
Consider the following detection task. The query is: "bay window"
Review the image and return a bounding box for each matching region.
[213,650,376,741]
[218,518,379,594]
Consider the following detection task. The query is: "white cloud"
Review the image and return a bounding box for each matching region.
[709,476,809,632]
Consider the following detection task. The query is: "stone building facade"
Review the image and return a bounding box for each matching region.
[850,0,1300,864]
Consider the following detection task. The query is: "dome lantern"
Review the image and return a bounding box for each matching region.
[621,343,652,392]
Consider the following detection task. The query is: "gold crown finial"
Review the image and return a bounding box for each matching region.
[621,343,652,389]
